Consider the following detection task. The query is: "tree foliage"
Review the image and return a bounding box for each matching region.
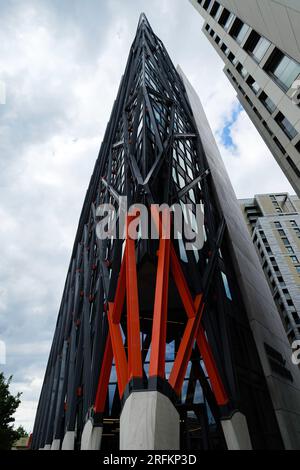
[15,425,28,438]
[0,373,22,450]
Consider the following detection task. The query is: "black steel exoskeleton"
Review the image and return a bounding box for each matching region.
[32,15,283,450]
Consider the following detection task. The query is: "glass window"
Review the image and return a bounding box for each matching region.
[290,220,297,227]
[165,341,175,361]
[178,173,185,189]
[252,37,271,62]
[286,246,294,254]
[267,50,300,90]
[210,1,222,19]
[278,229,285,236]
[296,266,300,274]
[203,0,212,10]
[253,107,262,120]
[228,52,235,63]
[219,9,235,31]
[275,112,297,140]
[224,12,235,31]
[287,156,300,178]
[246,76,260,94]
[221,272,232,301]
[230,18,250,44]
[282,237,290,245]
[236,24,250,44]
[274,222,282,228]
[291,256,299,264]
[221,43,230,56]
[262,120,273,135]
[274,137,286,155]
[236,63,248,78]
[245,31,271,63]
[259,91,276,114]
[280,59,300,89]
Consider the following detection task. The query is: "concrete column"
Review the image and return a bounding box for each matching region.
[61,431,75,450]
[120,391,180,450]
[80,418,103,450]
[221,411,252,450]
[51,439,60,450]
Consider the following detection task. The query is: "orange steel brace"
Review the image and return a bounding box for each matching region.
[126,215,143,380]
[169,295,204,395]
[107,302,128,397]
[167,243,229,405]
[196,326,229,406]
[94,211,228,412]
[94,334,113,413]
[112,257,126,324]
[170,244,196,319]
[149,236,171,378]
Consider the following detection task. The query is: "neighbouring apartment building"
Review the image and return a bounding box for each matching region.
[240,193,300,344]
[189,0,300,196]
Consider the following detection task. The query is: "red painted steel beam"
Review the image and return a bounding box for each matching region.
[149,236,171,378]
[126,215,143,380]
[170,244,196,319]
[196,326,229,406]
[169,295,204,395]
[112,255,126,324]
[94,334,113,413]
[107,302,128,397]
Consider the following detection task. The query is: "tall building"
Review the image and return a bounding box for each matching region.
[240,193,300,345]
[31,15,300,451]
[189,0,300,196]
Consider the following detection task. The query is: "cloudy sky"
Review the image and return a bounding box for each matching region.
[0,0,294,433]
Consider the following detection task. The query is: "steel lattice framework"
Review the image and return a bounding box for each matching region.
[32,15,283,450]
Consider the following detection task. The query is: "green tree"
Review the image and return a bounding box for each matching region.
[0,373,22,450]
[15,425,28,438]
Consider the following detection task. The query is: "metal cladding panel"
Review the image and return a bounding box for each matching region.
[178,65,300,449]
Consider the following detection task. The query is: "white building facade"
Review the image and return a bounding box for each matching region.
[189,0,300,196]
[240,193,300,345]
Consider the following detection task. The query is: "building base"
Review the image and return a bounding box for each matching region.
[221,411,252,450]
[51,439,60,450]
[80,418,103,450]
[120,391,180,450]
[61,431,75,450]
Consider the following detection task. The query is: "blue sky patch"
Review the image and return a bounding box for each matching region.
[219,103,243,150]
